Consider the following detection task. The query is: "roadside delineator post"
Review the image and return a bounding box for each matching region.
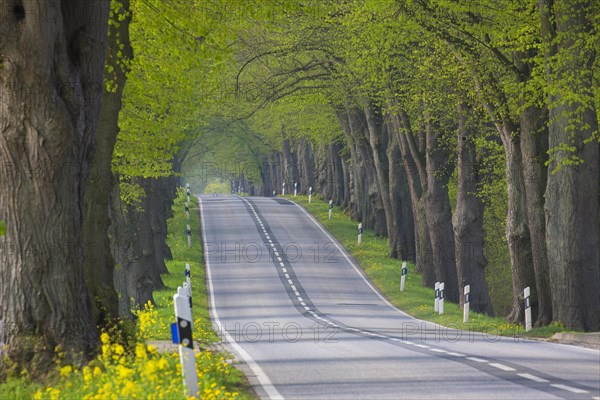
[358,223,363,245]
[294,182,297,197]
[272,190,276,197]
[172,286,198,397]
[186,186,191,203]
[434,282,440,312]
[185,202,190,220]
[463,284,471,323]
[308,187,313,203]
[328,200,333,220]
[439,282,445,315]
[524,286,532,331]
[400,261,407,292]
[185,263,192,296]
[186,224,192,248]
[282,182,286,196]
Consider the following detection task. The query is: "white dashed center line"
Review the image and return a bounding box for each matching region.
[467,357,487,363]
[550,384,589,394]
[489,363,515,372]
[517,373,548,383]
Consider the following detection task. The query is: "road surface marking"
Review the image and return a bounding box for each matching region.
[200,198,283,400]
[489,363,515,372]
[467,357,487,363]
[282,268,287,273]
[415,344,430,349]
[550,384,588,394]
[287,279,293,285]
[429,348,447,353]
[517,373,548,383]
[446,352,464,357]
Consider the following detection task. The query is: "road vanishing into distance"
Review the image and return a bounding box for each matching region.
[199,195,600,400]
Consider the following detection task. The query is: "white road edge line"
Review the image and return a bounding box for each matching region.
[199,197,284,400]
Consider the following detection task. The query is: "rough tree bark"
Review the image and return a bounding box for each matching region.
[109,179,165,318]
[83,0,132,326]
[364,101,396,255]
[390,110,435,286]
[0,0,110,374]
[476,82,537,323]
[387,121,415,261]
[519,102,552,325]
[345,106,386,234]
[499,123,536,324]
[453,104,493,315]
[540,0,599,331]
[424,120,459,302]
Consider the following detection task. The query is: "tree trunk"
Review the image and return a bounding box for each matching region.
[453,104,493,315]
[364,102,395,254]
[83,0,132,326]
[424,121,459,302]
[345,106,385,234]
[281,128,298,190]
[109,181,158,318]
[390,111,435,286]
[500,124,536,324]
[387,122,415,260]
[0,0,109,374]
[519,103,552,325]
[540,0,600,331]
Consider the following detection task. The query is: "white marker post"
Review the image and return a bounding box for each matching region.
[434,282,440,312]
[282,182,286,196]
[294,182,297,197]
[186,188,191,203]
[186,225,192,248]
[439,282,445,315]
[358,223,363,245]
[524,286,532,331]
[328,200,333,220]
[185,202,190,220]
[308,187,313,203]
[463,284,471,323]
[185,263,192,296]
[173,287,198,398]
[272,190,276,197]
[400,261,407,291]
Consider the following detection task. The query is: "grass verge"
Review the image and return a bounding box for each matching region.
[285,195,569,339]
[0,189,255,400]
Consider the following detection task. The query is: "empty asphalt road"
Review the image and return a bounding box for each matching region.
[199,195,600,400]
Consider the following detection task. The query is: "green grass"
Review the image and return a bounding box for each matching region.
[284,195,571,339]
[144,192,219,343]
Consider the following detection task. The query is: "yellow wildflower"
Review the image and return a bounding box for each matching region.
[59,365,72,377]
